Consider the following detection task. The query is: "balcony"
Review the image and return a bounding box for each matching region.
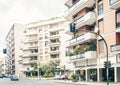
[20,67,34,71]
[49,27,61,32]
[22,54,29,57]
[109,0,120,9]
[65,12,96,35]
[29,45,38,49]
[70,51,96,61]
[110,44,120,52]
[64,0,96,20]
[22,60,29,64]
[29,52,38,56]
[28,38,38,42]
[49,34,60,39]
[75,12,96,29]
[85,51,96,59]
[25,31,38,36]
[70,53,85,60]
[49,42,60,47]
[29,59,38,63]
[66,33,96,47]
[50,57,60,61]
[49,50,60,54]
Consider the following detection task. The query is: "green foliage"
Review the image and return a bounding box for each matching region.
[74,45,80,55]
[41,61,57,77]
[71,73,78,80]
[66,50,74,56]
[84,40,96,52]
[33,64,38,71]
[43,72,54,77]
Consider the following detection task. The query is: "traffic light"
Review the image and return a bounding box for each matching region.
[3,49,7,54]
[104,61,107,68]
[108,61,111,68]
[104,61,111,68]
[69,22,76,32]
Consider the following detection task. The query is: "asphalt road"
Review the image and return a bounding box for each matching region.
[0,78,74,85]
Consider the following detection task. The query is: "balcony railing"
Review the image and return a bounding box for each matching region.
[66,33,96,47]
[70,53,85,60]
[70,51,96,60]
[74,12,96,29]
[65,12,96,35]
[49,42,60,46]
[109,0,120,9]
[49,34,60,39]
[110,44,120,52]
[64,0,96,20]
[50,57,60,61]
[49,50,60,54]
[29,59,38,63]
[25,31,38,35]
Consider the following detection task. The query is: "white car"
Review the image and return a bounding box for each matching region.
[54,75,60,80]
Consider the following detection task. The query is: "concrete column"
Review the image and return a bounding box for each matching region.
[86,69,88,81]
[97,68,100,82]
[114,67,117,83]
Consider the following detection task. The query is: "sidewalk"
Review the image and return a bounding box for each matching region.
[55,80,120,85]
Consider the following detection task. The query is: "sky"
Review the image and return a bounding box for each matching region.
[0,0,67,51]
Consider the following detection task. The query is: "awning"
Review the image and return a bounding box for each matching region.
[81,65,97,70]
[70,67,83,71]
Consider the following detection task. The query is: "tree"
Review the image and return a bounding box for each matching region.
[42,61,57,77]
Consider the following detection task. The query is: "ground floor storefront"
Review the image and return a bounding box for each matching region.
[74,66,120,83]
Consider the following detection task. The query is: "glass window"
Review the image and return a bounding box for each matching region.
[98,18,104,34]
[116,9,120,28]
[45,41,48,47]
[98,39,104,54]
[98,0,102,3]
[98,4,103,15]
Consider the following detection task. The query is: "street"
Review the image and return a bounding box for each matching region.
[0,78,75,85]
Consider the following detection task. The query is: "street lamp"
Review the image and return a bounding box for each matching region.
[38,66,41,80]
[70,24,110,85]
[87,30,109,85]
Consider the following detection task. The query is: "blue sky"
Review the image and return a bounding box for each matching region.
[0,0,67,50]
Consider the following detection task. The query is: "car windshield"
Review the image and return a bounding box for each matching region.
[12,75,18,78]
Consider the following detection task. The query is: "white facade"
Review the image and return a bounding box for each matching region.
[20,17,71,77]
[6,23,25,76]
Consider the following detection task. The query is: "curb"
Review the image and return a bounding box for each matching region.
[55,80,120,85]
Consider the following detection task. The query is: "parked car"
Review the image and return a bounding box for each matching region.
[11,75,19,81]
[59,75,68,80]
[54,75,60,80]
[0,75,3,78]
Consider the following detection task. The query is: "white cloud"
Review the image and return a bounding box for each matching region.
[0,0,66,49]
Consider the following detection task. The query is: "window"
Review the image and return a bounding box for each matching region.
[98,39,104,54]
[110,0,119,6]
[45,36,48,39]
[116,9,120,28]
[39,29,42,33]
[98,3,103,15]
[45,41,48,47]
[39,37,42,40]
[98,18,104,34]
[98,0,102,3]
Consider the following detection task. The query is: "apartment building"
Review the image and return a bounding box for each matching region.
[6,23,25,76]
[20,17,70,77]
[64,0,120,83]
[0,58,5,74]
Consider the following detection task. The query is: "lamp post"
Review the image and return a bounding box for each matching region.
[77,29,109,85]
